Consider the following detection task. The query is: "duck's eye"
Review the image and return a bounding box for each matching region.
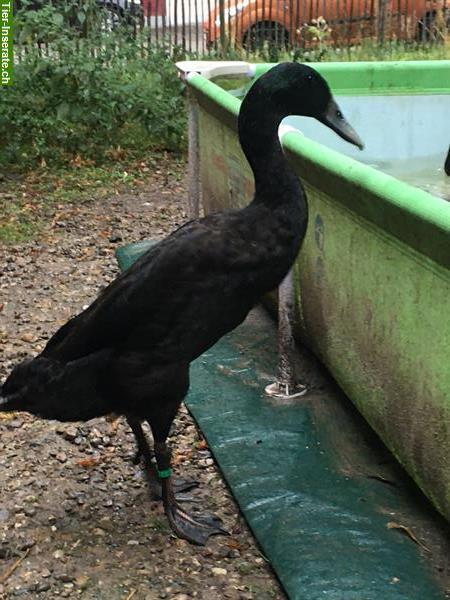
[336,110,343,119]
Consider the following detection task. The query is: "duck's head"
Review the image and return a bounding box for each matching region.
[0,357,58,416]
[251,62,364,150]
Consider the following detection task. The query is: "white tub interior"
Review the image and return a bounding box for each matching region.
[285,94,450,200]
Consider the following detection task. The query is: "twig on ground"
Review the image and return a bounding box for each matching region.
[0,547,31,584]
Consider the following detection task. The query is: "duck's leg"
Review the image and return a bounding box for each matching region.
[126,416,198,498]
[150,422,228,545]
[127,416,154,466]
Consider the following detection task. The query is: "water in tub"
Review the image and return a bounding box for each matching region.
[285,94,450,201]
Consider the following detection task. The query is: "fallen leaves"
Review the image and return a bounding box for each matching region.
[172,449,193,466]
[197,438,209,450]
[77,456,105,468]
[76,446,115,468]
[225,538,243,551]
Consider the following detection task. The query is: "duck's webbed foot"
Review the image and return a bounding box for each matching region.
[156,444,228,545]
[165,495,228,545]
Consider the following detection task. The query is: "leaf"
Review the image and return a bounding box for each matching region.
[33,62,48,76]
[387,522,430,552]
[77,10,86,24]
[172,450,193,466]
[56,102,70,120]
[53,13,64,26]
[225,539,242,550]
[77,457,103,468]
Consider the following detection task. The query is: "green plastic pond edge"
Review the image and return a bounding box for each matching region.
[188,72,450,270]
[281,130,450,270]
[252,60,450,95]
[116,242,445,600]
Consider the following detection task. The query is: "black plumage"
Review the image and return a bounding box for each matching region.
[1,63,362,544]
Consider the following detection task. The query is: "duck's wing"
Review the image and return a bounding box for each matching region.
[41,213,258,364]
[41,222,189,361]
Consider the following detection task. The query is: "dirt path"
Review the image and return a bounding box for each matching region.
[0,169,285,600]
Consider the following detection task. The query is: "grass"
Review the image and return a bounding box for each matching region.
[212,40,450,91]
[0,209,40,244]
[0,152,185,244]
[211,37,450,65]
[294,39,450,62]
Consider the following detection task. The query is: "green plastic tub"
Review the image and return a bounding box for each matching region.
[178,60,450,523]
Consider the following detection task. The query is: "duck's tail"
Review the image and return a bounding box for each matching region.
[1,351,113,422]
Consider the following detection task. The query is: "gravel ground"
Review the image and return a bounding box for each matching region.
[0,169,285,600]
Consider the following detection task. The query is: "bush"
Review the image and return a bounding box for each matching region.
[0,3,187,168]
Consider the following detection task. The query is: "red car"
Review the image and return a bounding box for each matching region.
[204,0,447,48]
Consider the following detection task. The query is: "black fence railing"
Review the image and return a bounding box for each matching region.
[14,0,450,56]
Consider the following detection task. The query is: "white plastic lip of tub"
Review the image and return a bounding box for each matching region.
[278,122,304,145]
[176,60,256,81]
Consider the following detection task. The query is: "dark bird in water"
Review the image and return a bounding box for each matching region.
[445,145,450,176]
[0,63,363,545]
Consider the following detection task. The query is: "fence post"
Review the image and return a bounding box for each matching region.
[187,88,201,219]
[378,0,391,44]
[218,0,228,56]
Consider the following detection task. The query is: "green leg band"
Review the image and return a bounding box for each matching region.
[157,468,173,479]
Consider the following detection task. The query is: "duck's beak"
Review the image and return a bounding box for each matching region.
[320,98,364,150]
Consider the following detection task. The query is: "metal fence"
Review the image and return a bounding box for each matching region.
[138,0,450,54]
[16,0,450,56]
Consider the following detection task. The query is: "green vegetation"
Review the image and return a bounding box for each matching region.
[289,38,450,63]
[0,1,187,170]
[216,38,450,65]
[0,0,188,243]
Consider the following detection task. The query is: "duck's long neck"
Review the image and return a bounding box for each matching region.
[238,105,303,207]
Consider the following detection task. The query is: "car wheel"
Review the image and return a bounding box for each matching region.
[243,21,289,51]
